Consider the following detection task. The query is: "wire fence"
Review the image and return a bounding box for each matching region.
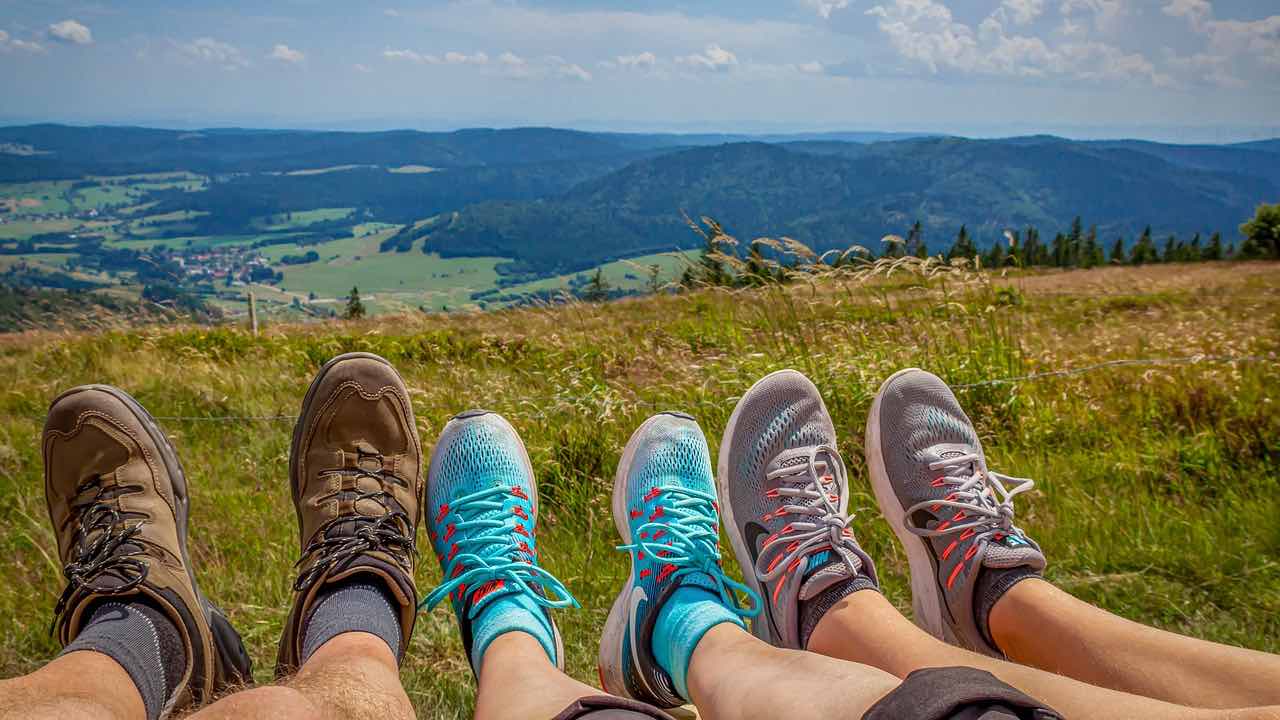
[0,353,1271,424]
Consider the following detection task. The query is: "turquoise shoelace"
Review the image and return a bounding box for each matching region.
[618,484,760,618]
[421,485,578,617]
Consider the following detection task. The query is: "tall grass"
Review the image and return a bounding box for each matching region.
[0,259,1276,719]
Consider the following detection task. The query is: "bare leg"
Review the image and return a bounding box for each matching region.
[0,652,144,720]
[808,589,1280,720]
[474,632,607,720]
[189,632,410,720]
[687,624,899,720]
[991,578,1280,709]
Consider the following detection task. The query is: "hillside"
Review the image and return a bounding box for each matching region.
[2,124,1277,321]
[0,262,1276,719]
[420,138,1273,272]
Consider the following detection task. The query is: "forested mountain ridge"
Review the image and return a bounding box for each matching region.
[417,137,1274,273]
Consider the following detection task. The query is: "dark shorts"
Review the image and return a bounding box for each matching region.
[552,695,676,720]
[864,667,1063,720]
[553,667,1059,720]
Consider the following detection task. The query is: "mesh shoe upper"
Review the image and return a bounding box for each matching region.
[874,369,1045,655]
[422,411,576,672]
[719,370,876,649]
[604,412,758,708]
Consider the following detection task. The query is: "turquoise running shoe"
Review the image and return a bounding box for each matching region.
[421,410,577,674]
[599,412,759,708]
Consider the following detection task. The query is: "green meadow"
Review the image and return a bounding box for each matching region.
[0,261,1275,718]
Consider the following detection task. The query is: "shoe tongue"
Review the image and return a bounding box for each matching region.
[982,536,1047,571]
[678,571,718,594]
[798,547,862,601]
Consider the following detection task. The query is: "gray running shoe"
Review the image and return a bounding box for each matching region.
[717,369,877,649]
[867,368,1045,657]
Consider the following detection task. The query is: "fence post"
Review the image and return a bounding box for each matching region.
[248,291,259,337]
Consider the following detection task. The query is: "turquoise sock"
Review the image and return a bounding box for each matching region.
[651,584,743,701]
[468,590,556,674]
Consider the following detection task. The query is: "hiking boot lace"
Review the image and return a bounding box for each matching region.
[421,485,577,617]
[620,484,760,618]
[294,447,418,592]
[757,444,863,586]
[52,475,148,635]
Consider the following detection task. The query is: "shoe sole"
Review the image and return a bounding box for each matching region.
[433,409,566,671]
[49,385,253,699]
[714,368,812,647]
[598,411,690,701]
[865,367,958,645]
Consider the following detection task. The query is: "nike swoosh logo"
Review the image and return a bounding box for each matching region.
[628,585,658,698]
[744,520,784,641]
[745,521,770,567]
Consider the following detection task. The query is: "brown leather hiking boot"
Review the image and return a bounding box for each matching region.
[276,352,423,676]
[43,385,253,714]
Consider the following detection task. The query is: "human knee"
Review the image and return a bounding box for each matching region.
[194,685,322,720]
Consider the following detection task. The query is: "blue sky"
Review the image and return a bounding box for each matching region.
[1,0,1278,140]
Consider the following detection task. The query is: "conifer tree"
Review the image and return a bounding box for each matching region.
[906,221,924,257]
[343,286,366,320]
[947,225,977,261]
[1131,227,1156,265]
[1082,226,1103,268]
[1205,232,1224,261]
[1109,237,1126,264]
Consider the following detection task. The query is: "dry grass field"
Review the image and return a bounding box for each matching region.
[0,260,1276,717]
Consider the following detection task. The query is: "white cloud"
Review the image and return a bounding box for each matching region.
[382,48,489,65]
[445,50,488,65]
[48,19,92,46]
[617,51,657,68]
[1057,0,1124,33]
[383,48,432,63]
[558,62,592,81]
[175,37,249,70]
[1162,0,1212,30]
[797,60,825,73]
[0,30,45,53]
[866,0,978,74]
[866,0,1166,84]
[354,63,372,73]
[802,0,851,20]
[384,9,400,17]
[677,44,738,70]
[1164,49,1241,87]
[269,44,305,63]
[1000,0,1044,25]
[1205,16,1280,68]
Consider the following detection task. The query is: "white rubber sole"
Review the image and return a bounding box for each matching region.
[715,368,816,646]
[865,367,958,645]
[597,412,670,699]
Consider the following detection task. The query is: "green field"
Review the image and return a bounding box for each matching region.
[254,207,355,231]
[0,181,75,216]
[273,230,505,311]
[0,262,1275,719]
[500,250,699,297]
[0,219,77,240]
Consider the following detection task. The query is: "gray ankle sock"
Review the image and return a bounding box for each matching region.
[301,581,403,664]
[974,566,1040,652]
[62,600,186,720]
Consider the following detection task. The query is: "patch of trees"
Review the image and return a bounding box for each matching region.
[280,250,320,265]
